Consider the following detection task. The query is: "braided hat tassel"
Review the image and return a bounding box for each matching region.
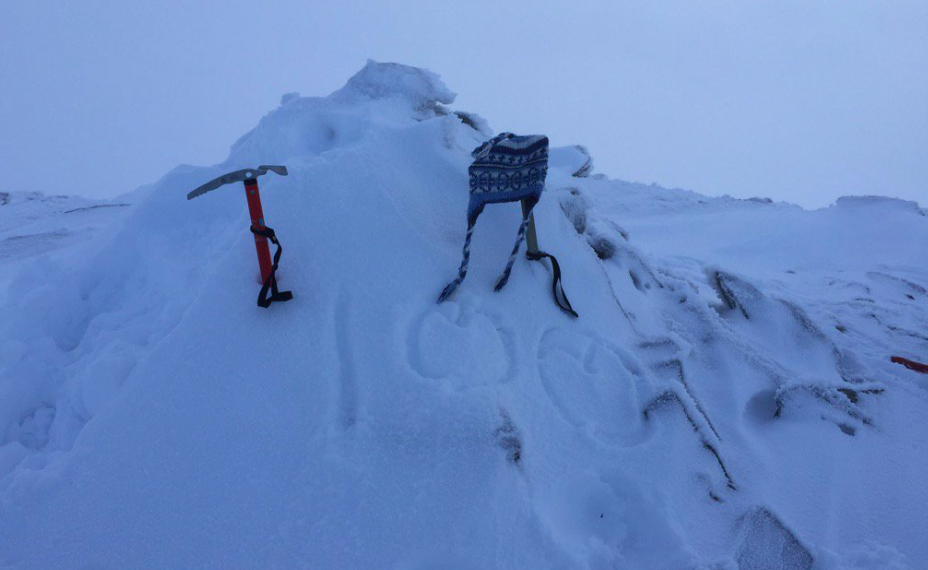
[494,197,537,292]
[437,217,477,303]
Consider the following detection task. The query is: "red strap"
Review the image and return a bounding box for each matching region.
[891,356,928,375]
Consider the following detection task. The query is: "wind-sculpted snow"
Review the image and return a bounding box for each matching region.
[333,59,456,110]
[1,61,926,569]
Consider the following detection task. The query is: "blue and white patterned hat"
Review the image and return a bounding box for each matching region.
[438,133,549,302]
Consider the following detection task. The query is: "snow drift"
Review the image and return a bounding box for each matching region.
[1,60,926,569]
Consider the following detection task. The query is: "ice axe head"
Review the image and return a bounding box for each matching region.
[187,165,288,200]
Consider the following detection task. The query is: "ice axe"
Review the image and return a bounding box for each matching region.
[187,165,293,308]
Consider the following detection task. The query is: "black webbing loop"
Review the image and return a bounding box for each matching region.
[527,250,578,318]
[249,225,294,308]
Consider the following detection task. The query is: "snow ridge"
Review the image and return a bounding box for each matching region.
[1,61,926,570]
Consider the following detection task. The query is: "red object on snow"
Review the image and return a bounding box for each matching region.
[186,165,292,308]
[244,178,273,284]
[891,356,928,374]
[186,165,288,284]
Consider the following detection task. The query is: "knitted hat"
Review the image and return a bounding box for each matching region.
[438,133,549,302]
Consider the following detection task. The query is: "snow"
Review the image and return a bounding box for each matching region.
[1,61,926,569]
[332,59,456,109]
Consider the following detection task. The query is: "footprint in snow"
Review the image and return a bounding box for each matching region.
[406,298,515,389]
[536,469,695,568]
[538,328,647,447]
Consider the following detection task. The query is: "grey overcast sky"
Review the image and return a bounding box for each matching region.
[1,1,925,208]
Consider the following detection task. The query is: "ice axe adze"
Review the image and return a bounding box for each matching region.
[187,165,293,308]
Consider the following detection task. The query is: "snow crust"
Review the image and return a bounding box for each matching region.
[333,59,456,109]
[1,61,926,569]
[832,195,925,216]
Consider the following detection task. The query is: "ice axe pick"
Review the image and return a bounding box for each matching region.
[187,165,293,308]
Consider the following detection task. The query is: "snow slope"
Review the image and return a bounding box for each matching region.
[1,61,926,569]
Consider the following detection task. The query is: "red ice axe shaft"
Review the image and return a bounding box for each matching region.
[244,178,273,283]
[891,356,928,375]
[187,165,293,307]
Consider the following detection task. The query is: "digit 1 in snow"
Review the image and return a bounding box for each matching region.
[244,178,274,284]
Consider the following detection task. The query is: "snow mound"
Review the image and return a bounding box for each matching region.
[1,62,926,570]
[833,195,924,215]
[333,59,456,110]
[549,145,594,177]
[229,60,458,165]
